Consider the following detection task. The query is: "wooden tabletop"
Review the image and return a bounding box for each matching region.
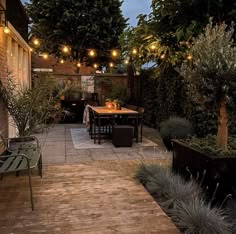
[90,106,138,115]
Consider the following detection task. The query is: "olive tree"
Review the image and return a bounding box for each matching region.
[180,21,236,150]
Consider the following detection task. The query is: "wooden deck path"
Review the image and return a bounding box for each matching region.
[0,164,179,233]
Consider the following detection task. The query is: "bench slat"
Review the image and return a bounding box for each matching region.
[7,156,23,172]
[0,157,15,173]
[17,157,28,171]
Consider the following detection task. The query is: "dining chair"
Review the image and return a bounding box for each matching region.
[88,107,111,143]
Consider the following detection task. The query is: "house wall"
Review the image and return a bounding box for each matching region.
[6,22,31,137]
[0,0,31,142]
[0,20,8,141]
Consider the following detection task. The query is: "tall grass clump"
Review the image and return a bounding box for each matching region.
[135,164,231,233]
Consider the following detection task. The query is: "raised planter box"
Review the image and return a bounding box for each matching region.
[172,140,236,203]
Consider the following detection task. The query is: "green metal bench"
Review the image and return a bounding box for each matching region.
[0,136,42,210]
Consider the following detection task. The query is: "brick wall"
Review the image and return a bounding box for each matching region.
[0,2,9,151]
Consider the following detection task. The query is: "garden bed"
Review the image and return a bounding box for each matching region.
[172,139,236,203]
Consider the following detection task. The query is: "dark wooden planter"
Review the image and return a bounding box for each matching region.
[172,140,236,203]
[162,137,173,151]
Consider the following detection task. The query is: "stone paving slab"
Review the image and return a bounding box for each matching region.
[0,164,179,233]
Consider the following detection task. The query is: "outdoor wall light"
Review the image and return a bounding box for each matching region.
[3,26,9,34]
[0,3,9,33]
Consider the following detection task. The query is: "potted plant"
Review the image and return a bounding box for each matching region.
[0,72,62,141]
[113,99,123,110]
[173,21,236,202]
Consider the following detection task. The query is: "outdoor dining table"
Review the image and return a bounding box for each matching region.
[90,106,139,144]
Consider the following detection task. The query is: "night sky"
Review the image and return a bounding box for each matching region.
[21,0,152,27]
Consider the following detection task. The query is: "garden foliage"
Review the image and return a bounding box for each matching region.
[135,164,232,233]
[0,71,63,136]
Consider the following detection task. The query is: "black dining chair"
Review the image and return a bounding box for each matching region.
[88,107,112,143]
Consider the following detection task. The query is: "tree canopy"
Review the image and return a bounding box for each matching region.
[120,0,236,69]
[26,0,127,66]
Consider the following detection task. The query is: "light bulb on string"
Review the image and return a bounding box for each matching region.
[88,50,96,57]
[111,50,118,57]
[77,62,81,67]
[150,45,156,50]
[160,54,165,59]
[124,59,129,65]
[93,63,98,68]
[187,54,193,60]
[109,62,114,68]
[33,39,40,46]
[42,53,48,59]
[60,59,64,64]
[62,46,69,53]
[132,48,137,55]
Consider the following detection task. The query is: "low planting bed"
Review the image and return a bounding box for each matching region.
[135,164,235,234]
[172,136,236,203]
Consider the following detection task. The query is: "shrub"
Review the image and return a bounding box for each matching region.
[160,117,193,139]
[185,135,236,158]
[160,117,193,151]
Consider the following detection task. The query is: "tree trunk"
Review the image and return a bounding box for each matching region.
[127,63,136,103]
[216,97,228,150]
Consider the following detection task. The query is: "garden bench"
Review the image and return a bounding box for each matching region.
[0,136,42,210]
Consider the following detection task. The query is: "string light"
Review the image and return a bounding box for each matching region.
[30,48,33,52]
[93,63,98,68]
[187,54,193,60]
[33,39,40,46]
[124,60,129,64]
[111,50,118,57]
[62,46,69,53]
[42,53,48,59]
[77,62,81,67]
[109,62,114,67]
[132,48,137,55]
[160,54,165,59]
[4,26,10,34]
[150,45,156,50]
[88,50,96,57]
[60,59,64,64]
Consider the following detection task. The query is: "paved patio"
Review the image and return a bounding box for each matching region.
[0,124,179,233]
[37,124,171,166]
